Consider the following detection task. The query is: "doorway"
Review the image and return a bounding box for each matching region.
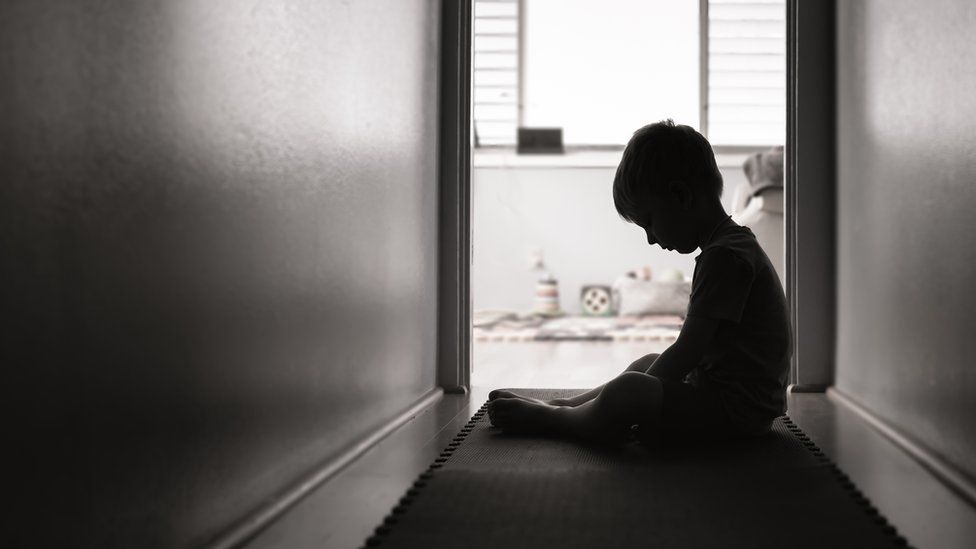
[466,0,789,393]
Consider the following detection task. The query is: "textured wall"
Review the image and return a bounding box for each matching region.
[1,1,439,546]
[836,0,976,482]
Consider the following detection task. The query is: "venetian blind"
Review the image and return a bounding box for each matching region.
[472,0,786,147]
[473,0,519,146]
[706,0,786,145]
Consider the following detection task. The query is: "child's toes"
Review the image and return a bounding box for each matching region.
[487,401,505,426]
[489,389,516,400]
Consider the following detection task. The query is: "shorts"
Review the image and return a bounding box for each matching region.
[633,379,739,444]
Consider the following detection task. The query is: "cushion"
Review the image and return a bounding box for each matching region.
[613,275,691,316]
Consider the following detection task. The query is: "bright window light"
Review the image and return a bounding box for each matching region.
[522,0,700,146]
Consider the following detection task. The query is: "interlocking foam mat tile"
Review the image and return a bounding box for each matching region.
[362,389,912,548]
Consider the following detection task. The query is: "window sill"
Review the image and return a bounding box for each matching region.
[472,148,755,169]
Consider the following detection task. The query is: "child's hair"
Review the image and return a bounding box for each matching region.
[612,119,723,223]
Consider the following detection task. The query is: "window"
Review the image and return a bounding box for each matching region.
[472,0,786,148]
[473,0,520,147]
[706,0,786,146]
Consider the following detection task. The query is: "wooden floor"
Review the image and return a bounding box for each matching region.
[247,341,976,549]
[471,339,672,391]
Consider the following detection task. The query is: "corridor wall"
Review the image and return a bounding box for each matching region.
[835,0,976,487]
[0,1,441,546]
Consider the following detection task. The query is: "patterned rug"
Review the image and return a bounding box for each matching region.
[473,312,683,342]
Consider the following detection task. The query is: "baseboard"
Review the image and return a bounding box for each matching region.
[205,387,445,549]
[827,387,976,508]
[788,383,828,393]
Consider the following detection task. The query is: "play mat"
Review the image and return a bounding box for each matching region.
[473,311,683,342]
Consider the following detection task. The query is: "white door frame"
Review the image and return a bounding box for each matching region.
[436,0,473,393]
[442,0,838,393]
[786,0,836,392]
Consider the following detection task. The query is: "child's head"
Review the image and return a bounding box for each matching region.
[612,119,724,253]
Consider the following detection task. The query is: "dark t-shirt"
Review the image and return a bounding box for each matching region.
[685,219,792,432]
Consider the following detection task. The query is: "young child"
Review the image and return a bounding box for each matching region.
[488,120,792,444]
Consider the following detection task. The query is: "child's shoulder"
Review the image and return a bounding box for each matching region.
[699,225,761,269]
[688,223,785,322]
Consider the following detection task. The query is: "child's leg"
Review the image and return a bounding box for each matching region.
[489,353,661,407]
[554,353,661,406]
[488,371,664,444]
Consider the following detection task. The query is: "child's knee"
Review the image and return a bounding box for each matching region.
[610,371,663,392]
[600,372,663,423]
[626,353,660,373]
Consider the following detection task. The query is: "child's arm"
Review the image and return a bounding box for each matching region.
[645,315,720,381]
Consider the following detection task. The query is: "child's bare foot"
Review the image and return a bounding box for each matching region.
[487,397,561,434]
[487,398,620,444]
[489,389,573,407]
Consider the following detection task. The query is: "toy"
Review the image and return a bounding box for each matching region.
[657,268,687,283]
[529,248,562,316]
[580,285,614,316]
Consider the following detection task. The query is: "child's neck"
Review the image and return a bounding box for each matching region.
[696,200,732,248]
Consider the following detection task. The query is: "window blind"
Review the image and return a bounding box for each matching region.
[471,0,786,148]
[473,0,519,146]
[706,0,786,146]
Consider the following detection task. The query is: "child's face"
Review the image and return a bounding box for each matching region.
[633,186,699,254]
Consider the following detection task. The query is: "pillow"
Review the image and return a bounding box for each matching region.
[612,275,691,316]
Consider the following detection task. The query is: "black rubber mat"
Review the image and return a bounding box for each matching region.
[362,389,912,548]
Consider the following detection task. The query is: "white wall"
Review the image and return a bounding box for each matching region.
[472,155,748,313]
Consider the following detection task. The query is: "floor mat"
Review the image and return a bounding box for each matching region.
[361,389,912,548]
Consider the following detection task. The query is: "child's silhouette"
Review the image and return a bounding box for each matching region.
[488,120,792,444]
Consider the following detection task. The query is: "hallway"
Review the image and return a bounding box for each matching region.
[3,0,976,547]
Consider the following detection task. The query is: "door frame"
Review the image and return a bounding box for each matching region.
[436,0,473,393]
[786,0,836,391]
[441,0,838,393]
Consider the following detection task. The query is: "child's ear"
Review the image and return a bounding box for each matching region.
[667,180,694,210]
